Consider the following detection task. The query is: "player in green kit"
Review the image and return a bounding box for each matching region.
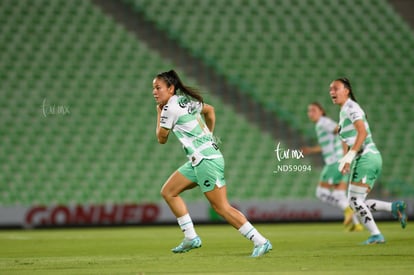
[302,102,362,231]
[330,78,407,244]
[153,70,271,257]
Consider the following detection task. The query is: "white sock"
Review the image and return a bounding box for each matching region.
[348,185,381,235]
[316,186,335,205]
[351,199,381,235]
[365,199,392,212]
[177,213,197,240]
[331,189,349,210]
[238,222,267,246]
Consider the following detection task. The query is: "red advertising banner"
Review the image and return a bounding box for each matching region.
[0,199,411,228]
[24,204,160,227]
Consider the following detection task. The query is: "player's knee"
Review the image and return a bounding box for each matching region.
[160,186,172,200]
[160,189,167,200]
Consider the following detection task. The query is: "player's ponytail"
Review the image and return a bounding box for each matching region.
[157,70,204,103]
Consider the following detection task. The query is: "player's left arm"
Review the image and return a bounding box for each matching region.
[201,103,215,133]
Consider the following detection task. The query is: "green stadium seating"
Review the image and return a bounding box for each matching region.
[0,0,321,206]
[125,0,414,197]
[1,0,413,208]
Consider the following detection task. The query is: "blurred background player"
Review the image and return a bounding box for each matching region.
[302,102,363,232]
[153,69,272,257]
[330,77,407,244]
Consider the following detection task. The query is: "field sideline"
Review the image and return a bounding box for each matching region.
[0,222,413,274]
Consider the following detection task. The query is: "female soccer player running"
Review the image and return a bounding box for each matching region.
[302,102,362,231]
[153,70,272,256]
[330,78,407,244]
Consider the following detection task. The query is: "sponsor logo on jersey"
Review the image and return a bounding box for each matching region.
[178,97,189,108]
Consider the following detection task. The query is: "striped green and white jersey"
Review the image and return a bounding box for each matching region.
[315,116,343,165]
[338,99,379,155]
[160,95,222,166]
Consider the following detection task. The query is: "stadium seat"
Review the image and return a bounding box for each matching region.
[1,0,413,208]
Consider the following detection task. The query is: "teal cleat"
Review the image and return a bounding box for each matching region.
[391,201,407,229]
[171,236,202,253]
[251,240,272,257]
[362,234,385,245]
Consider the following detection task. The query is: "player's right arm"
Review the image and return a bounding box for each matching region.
[156,104,170,144]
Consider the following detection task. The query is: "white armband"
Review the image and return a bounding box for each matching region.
[338,150,357,172]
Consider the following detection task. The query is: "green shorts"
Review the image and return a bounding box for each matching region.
[178,157,226,193]
[350,152,382,188]
[320,162,349,184]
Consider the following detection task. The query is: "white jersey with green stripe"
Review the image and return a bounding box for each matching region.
[338,99,379,155]
[315,116,343,165]
[160,95,222,166]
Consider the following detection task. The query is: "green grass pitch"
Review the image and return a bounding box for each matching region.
[0,222,413,274]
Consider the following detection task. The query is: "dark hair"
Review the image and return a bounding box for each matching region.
[310,101,326,116]
[156,70,204,103]
[335,77,368,118]
[335,77,357,102]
